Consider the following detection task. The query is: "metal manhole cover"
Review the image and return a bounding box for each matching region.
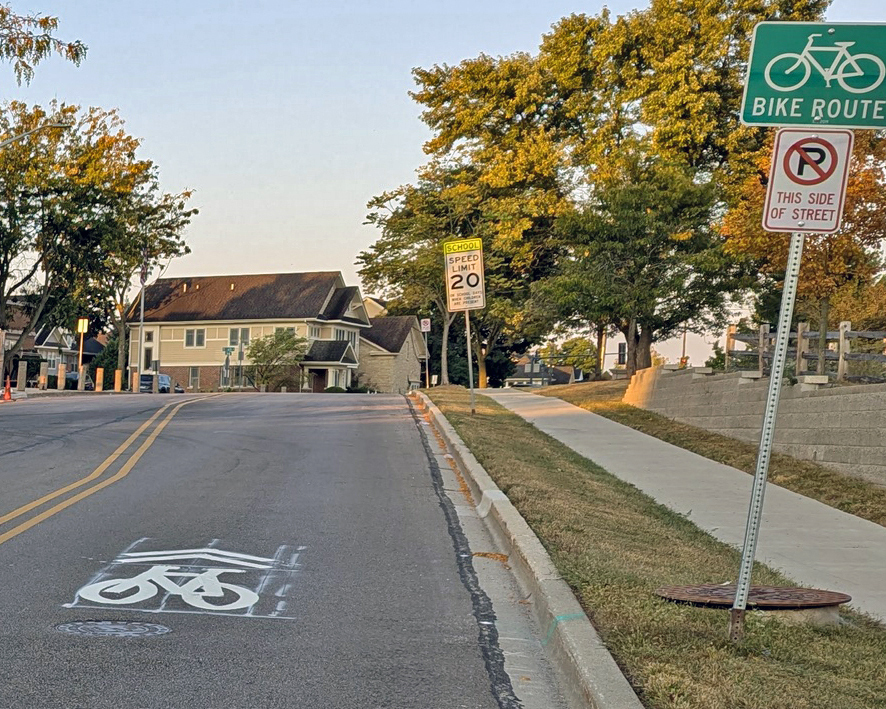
[55,621,172,638]
[655,584,851,609]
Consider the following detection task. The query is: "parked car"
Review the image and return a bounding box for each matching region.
[65,371,94,391]
[139,373,184,394]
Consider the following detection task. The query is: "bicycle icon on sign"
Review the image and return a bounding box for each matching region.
[78,565,260,611]
[765,33,885,94]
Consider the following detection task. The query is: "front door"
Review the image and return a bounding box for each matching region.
[310,369,327,393]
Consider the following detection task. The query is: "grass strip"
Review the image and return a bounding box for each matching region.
[536,380,886,528]
[427,386,886,709]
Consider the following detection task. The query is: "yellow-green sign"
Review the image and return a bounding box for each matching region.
[443,238,483,255]
[741,22,886,129]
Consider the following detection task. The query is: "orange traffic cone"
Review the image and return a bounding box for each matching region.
[3,376,11,401]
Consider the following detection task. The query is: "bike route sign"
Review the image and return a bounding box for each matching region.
[763,128,854,233]
[741,22,886,128]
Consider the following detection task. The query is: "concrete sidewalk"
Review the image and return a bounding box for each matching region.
[483,389,886,622]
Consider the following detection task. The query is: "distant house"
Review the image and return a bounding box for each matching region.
[358,316,428,394]
[33,327,78,376]
[503,356,583,388]
[128,272,370,392]
[363,297,388,318]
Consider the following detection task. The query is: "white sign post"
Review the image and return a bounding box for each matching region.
[763,129,854,233]
[444,238,486,414]
[420,319,431,387]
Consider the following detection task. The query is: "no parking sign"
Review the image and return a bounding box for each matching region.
[763,128,854,233]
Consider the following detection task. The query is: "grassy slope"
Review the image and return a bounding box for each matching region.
[536,380,886,528]
[428,386,886,709]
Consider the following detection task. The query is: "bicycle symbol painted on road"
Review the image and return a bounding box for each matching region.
[67,540,303,619]
[765,33,885,94]
[78,565,260,611]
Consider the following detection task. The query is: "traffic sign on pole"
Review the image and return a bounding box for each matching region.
[420,318,431,333]
[444,238,485,312]
[443,238,485,416]
[741,22,886,128]
[763,128,854,233]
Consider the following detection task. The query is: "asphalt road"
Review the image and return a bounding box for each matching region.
[0,393,566,709]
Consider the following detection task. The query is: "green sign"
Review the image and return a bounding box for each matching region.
[223,346,235,355]
[741,22,886,128]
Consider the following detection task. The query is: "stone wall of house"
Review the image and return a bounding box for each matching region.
[394,335,422,393]
[356,338,422,394]
[356,346,396,393]
[623,367,886,486]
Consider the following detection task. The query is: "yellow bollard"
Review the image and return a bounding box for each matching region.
[114,369,122,392]
[95,367,104,392]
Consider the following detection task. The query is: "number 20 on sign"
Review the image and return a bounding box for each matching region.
[444,238,486,312]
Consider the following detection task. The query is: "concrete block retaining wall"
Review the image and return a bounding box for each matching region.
[624,367,886,487]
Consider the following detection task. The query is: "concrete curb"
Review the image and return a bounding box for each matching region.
[412,391,644,709]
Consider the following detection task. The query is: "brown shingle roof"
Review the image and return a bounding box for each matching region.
[304,340,357,364]
[320,286,359,321]
[133,272,343,322]
[361,316,417,353]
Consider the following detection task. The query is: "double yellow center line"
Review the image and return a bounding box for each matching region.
[0,396,209,547]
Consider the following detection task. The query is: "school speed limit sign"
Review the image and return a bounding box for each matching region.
[444,238,486,312]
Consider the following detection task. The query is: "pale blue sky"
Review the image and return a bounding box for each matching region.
[8,1,883,362]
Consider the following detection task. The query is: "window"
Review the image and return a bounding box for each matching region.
[145,331,154,343]
[309,325,321,338]
[276,327,296,335]
[185,328,205,347]
[143,347,153,371]
[334,328,346,340]
[617,342,627,366]
[229,327,250,346]
[347,330,357,348]
[189,366,199,389]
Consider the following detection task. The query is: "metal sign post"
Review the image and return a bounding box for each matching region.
[76,317,89,371]
[420,318,431,388]
[464,312,476,414]
[729,231,804,642]
[443,238,486,415]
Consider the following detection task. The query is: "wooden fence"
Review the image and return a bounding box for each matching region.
[725,322,886,381]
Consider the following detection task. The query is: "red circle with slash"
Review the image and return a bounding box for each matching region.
[782,137,839,186]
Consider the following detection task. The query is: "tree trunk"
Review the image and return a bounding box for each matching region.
[473,339,488,389]
[440,311,451,385]
[817,296,830,376]
[636,327,654,371]
[594,323,605,380]
[117,324,128,376]
[623,318,639,376]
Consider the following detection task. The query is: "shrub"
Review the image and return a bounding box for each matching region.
[324,386,346,393]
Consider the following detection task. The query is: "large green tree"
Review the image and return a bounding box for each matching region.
[556,159,751,374]
[358,164,476,385]
[246,329,308,390]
